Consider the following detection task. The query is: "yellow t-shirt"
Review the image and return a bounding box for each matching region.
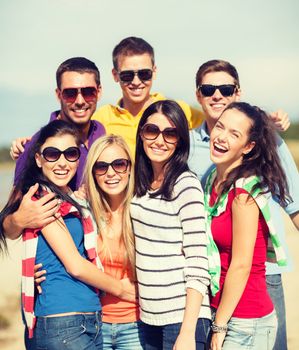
[92,92,204,156]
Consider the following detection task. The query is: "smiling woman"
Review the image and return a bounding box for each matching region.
[0,120,136,350]
[206,102,292,350]
[83,135,144,350]
[132,100,212,350]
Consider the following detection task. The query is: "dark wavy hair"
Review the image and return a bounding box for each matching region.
[134,100,190,199]
[217,102,291,206]
[0,120,83,253]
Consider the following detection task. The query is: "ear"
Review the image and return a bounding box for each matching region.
[152,65,157,81]
[35,153,42,168]
[235,87,242,101]
[112,68,119,83]
[196,89,204,106]
[55,88,62,103]
[96,85,102,101]
[243,141,255,155]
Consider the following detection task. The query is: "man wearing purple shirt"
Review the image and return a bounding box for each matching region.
[4,57,105,239]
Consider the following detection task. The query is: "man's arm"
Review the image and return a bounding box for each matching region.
[3,184,60,239]
[276,135,299,216]
[176,100,205,130]
[10,136,32,160]
[270,109,290,132]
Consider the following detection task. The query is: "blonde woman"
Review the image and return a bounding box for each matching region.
[84,135,144,350]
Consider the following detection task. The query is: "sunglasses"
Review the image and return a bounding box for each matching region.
[93,158,131,176]
[41,147,81,162]
[198,84,237,97]
[61,87,98,103]
[141,123,178,144]
[118,69,153,83]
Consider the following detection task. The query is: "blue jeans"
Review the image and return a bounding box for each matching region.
[222,311,277,350]
[141,318,211,350]
[266,274,288,350]
[35,312,103,350]
[102,321,145,349]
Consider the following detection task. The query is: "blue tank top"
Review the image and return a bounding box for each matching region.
[35,214,101,316]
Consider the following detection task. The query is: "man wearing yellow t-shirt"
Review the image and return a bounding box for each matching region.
[92,36,204,155]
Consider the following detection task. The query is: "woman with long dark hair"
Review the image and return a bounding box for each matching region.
[206,102,291,350]
[131,100,211,350]
[0,120,135,350]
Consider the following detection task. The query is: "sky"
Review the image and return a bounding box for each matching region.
[0,0,298,146]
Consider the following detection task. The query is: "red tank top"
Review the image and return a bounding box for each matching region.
[210,187,274,318]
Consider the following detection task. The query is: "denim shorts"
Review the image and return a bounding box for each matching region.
[141,317,211,350]
[35,312,103,350]
[102,321,145,350]
[222,311,277,350]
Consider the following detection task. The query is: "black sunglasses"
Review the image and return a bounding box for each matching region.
[141,123,178,144]
[41,147,81,162]
[198,84,237,97]
[118,69,153,83]
[61,87,98,103]
[93,158,131,176]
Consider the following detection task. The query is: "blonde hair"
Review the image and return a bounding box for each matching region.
[84,135,135,278]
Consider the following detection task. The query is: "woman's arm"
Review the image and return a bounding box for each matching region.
[211,193,259,350]
[174,288,203,350]
[41,217,136,301]
[175,174,210,350]
[290,211,299,230]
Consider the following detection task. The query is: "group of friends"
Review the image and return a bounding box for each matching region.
[0,36,298,350]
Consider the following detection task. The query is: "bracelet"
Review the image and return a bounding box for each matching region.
[211,321,228,333]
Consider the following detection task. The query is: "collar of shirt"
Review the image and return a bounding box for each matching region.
[194,121,210,142]
[48,110,105,149]
[115,92,165,117]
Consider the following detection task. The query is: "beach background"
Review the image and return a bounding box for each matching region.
[1,1,299,348]
[0,141,298,349]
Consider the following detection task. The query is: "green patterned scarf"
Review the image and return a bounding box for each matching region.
[204,168,287,296]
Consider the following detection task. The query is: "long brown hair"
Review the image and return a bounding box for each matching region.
[217,102,291,207]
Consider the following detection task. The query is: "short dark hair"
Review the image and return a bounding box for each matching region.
[56,57,100,89]
[218,102,290,207]
[195,59,240,89]
[134,100,190,199]
[112,37,155,70]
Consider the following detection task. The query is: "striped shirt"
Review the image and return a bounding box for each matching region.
[131,171,211,326]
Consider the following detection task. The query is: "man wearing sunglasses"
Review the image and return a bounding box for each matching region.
[92,36,205,155]
[3,57,105,248]
[188,59,299,350]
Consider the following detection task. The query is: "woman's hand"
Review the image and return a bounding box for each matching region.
[74,184,87,200]
[210,332,226,350]
[173,332,195,350]
[34,263,46,294]
[119,278,138,302]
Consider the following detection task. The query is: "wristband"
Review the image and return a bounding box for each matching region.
[211,321,228,333]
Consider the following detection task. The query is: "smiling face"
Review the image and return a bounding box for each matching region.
[56,71,101,128]
[93,144,131,204]
[197,71,241,131]
[112,53,156,111]
[35,134,79,192]
[141,112,177,170]
[210,108,255,172]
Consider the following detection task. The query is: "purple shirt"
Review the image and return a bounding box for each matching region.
[14,111,106,190]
